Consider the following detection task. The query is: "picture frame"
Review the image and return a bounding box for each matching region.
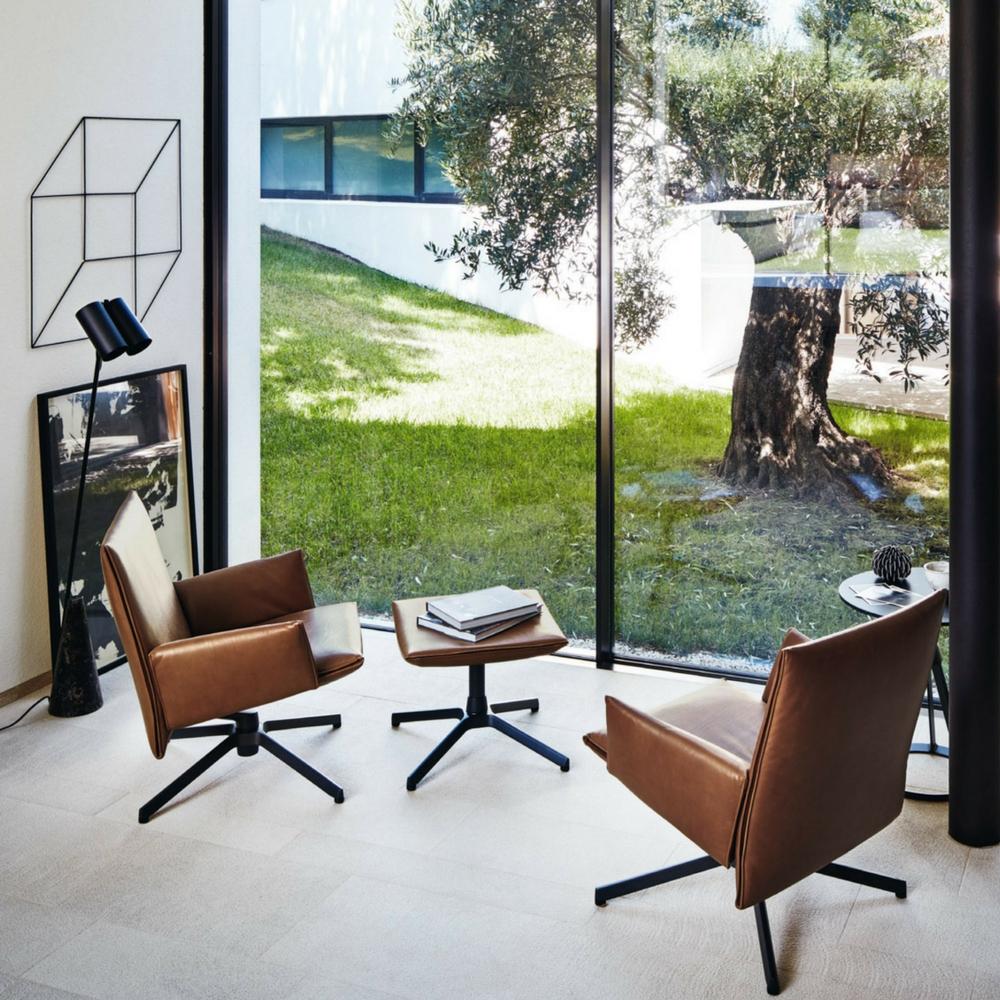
[37,364,198,670]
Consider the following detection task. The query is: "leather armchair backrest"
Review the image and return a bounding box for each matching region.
[734,590,946,909]
[100,491,192,757]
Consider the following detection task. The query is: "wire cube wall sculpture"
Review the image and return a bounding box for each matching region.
[31,117,182,349]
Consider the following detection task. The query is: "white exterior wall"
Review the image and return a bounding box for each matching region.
[0,1,205,698]
[259,0,752,379]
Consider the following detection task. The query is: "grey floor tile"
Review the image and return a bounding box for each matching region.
[23,921,305,1000]
[22,832,350,959]
[279,829,595,924]
[0,898,94,977]
[0,972,91,1000]
[263,875,577,1000]
[429,801,682,889]
[0,772,127,817]
[2,640,998,1000]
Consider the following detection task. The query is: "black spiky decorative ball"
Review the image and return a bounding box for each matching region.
[872,545,912,585]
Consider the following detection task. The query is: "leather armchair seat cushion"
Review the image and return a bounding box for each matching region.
[584,682,765,763]
[265,603,364,682]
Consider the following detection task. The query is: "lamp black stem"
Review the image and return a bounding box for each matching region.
[54,352,102,657]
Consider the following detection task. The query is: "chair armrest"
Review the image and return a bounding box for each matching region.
[174,550,315,634]
[761,627,810,703]
[605,695,749,865]
[149,621,319,731]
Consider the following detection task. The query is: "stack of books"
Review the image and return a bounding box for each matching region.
[417,586,541,642]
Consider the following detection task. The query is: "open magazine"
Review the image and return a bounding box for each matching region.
[851,584,919,608]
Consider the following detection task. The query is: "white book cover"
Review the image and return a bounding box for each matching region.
[426,585,540,629]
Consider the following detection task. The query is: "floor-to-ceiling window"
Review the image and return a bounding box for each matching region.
[258,0,598,645]
[255,0,949,679]
[611,0,950,676]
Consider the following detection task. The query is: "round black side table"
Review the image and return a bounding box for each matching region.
[838,569,949,802]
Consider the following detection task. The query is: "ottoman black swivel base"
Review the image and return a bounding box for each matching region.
[390,589,571,791]
[392,664,570,790]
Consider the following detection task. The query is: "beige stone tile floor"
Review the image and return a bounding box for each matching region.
[0,628,995,1000]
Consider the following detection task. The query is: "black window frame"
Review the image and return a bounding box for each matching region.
[260,114,462,204]
[259,117,331,199]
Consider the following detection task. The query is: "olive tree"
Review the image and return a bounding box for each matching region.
[393,0,949,493]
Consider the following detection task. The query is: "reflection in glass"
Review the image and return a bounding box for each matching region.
[261,7,597,645]
[612,1,950,675]
[422,130,457,196]
[332,119,414,197]
[261,124,325,192]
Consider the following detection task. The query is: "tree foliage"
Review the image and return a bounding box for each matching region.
[798,0,946,76]
[394,0,949,362]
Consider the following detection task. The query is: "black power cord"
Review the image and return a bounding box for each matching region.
[0,695,49,732]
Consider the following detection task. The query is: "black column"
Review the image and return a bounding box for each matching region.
[595,0,615,668]
[949,0,1000,847]
[204,0,229,571]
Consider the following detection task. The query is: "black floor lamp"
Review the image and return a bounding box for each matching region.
[48,298,152,717]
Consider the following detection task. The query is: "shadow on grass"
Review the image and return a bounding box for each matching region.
[262,229,555,418]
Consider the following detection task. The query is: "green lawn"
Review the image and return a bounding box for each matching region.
[261,227,949,672]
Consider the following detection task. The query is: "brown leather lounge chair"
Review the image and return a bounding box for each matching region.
[583,590,946,995]
[100,492,363,823]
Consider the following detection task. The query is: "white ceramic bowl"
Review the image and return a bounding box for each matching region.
[924,561,950,592]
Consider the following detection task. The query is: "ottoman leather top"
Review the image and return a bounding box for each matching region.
[392,589,568,667]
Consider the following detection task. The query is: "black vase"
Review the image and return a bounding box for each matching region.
[49,595,103,717]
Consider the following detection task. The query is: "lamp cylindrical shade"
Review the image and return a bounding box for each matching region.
[75,302,127,361]
[104,298,152,355]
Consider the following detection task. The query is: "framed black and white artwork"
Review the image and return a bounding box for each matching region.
[37,365,198,669]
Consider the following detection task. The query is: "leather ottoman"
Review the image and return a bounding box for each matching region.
[390,589,571,789]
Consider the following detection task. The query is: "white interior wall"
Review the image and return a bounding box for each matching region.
[228,0,263,564]
[0,0,205,698]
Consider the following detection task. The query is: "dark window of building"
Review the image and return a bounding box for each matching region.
[261,117,460,202]
[261,123,326,192]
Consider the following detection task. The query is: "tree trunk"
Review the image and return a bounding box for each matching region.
[719,283,891,495]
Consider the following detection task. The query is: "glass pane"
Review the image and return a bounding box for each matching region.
[332,119,414,196]
[261,124,325,192]
[423,130,457,196]
[613,2,950,678]
[261,7,597,649]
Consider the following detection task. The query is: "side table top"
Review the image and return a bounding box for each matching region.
[391,589,568,667]
[839,569,949,625]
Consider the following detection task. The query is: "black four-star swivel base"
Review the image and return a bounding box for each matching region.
[138,710,345,823]
[594,855,906,996]
[391,664,571,790]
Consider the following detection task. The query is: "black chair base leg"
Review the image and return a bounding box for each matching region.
[170,723,237,740]
[489,714,569,771]
[263,714,341,733]
[490,698,539,714]
[405,717,473,790]
[139,734,237,823]
[754,901,781,996]
[392,707,465,728]
[139,711,347,822]
[260,732,344,803]
[595,854,719,906]
[817,862,907,899]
